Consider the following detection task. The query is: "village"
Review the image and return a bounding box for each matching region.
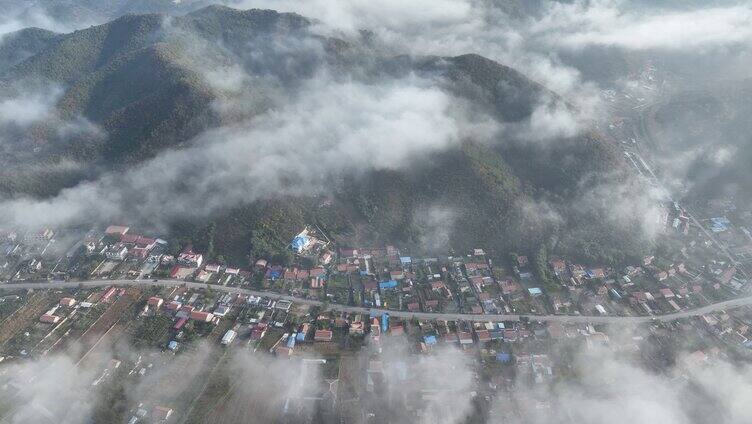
[0,203,752,422]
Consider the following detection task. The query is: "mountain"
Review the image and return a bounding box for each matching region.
[0,6,634,266]
[0,28,61,74]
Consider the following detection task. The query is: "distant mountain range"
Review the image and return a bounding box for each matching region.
[0,5,640,266]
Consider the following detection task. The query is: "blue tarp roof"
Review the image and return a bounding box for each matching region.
[400,256,412,264]
[528,287,542,296]
[423,335,438,345]
[291,235,310,251]
[710,217,730,233]
[496,353,511,363]
[287,335,296,348]
[379,280,398,289]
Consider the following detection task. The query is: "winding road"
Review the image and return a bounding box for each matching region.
[2,278,751,325]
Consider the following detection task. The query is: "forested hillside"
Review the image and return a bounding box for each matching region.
[0,5,637,266]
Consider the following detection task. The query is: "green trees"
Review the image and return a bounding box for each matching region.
[534,245,556,291]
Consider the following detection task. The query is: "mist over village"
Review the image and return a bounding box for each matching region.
[1,1,752,423]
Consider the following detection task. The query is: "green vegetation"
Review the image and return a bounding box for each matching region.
[0,5,644,267]
[132,314,173,348]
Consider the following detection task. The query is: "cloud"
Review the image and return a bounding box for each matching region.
[0,353,101,423]
[0,3,95,39]
[519,97,584,141]
[576,173,669,242]
[413,205,458,252]
[0,82,62,130]
[536,1,752,51]
[0,71,494,229]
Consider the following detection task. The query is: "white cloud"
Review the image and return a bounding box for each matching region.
[537,1,752,51]
[0,72,496,229]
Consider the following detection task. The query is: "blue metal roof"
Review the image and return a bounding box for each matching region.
[423,335,437,345]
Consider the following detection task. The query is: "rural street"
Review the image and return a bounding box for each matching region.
[2,279,751,325]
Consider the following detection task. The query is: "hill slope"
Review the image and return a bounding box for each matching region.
[0,6,632,266]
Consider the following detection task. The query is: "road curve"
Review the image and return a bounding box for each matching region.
[1,279,751,324]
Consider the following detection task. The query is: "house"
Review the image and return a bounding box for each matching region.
[205,264,221,273]
[105,243,129,260]
[659,288,675,299]
[212,305,230,318]
[458,331,473,344]
[170,266,195,280]
[550,257,567,274]
[165,301,182,311]
[430,281,446,291]
[500,278,521,295]
[291,231,312,253]
[147,297,164,309]
[101,287,118,302]
[465,262,488,272]
[105,225,130,236]
[250,323,268,341]
[59,297,76,307]
[389,270,404,280]
[284,268,298,281]
[190,310,214,322]
[221,330,237,345]
[173,317,187,330]
[40,314,60,324]
[255,259,268,269]
[340,248,358,257]
[178,247,203,268]
[569,264,587,279]
[24,228,54,243]
[379,280,398,290]
[314,329,333,342]
[588,268,606,279]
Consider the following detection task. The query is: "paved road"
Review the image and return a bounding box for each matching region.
[2,279,752,325]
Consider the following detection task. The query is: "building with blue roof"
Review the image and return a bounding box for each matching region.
[381,313,389,333]
[710,217,731,233]
[379,280,398,290]
[423,335,438,345]
[496,353,511,363]
[291,235,311,253]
